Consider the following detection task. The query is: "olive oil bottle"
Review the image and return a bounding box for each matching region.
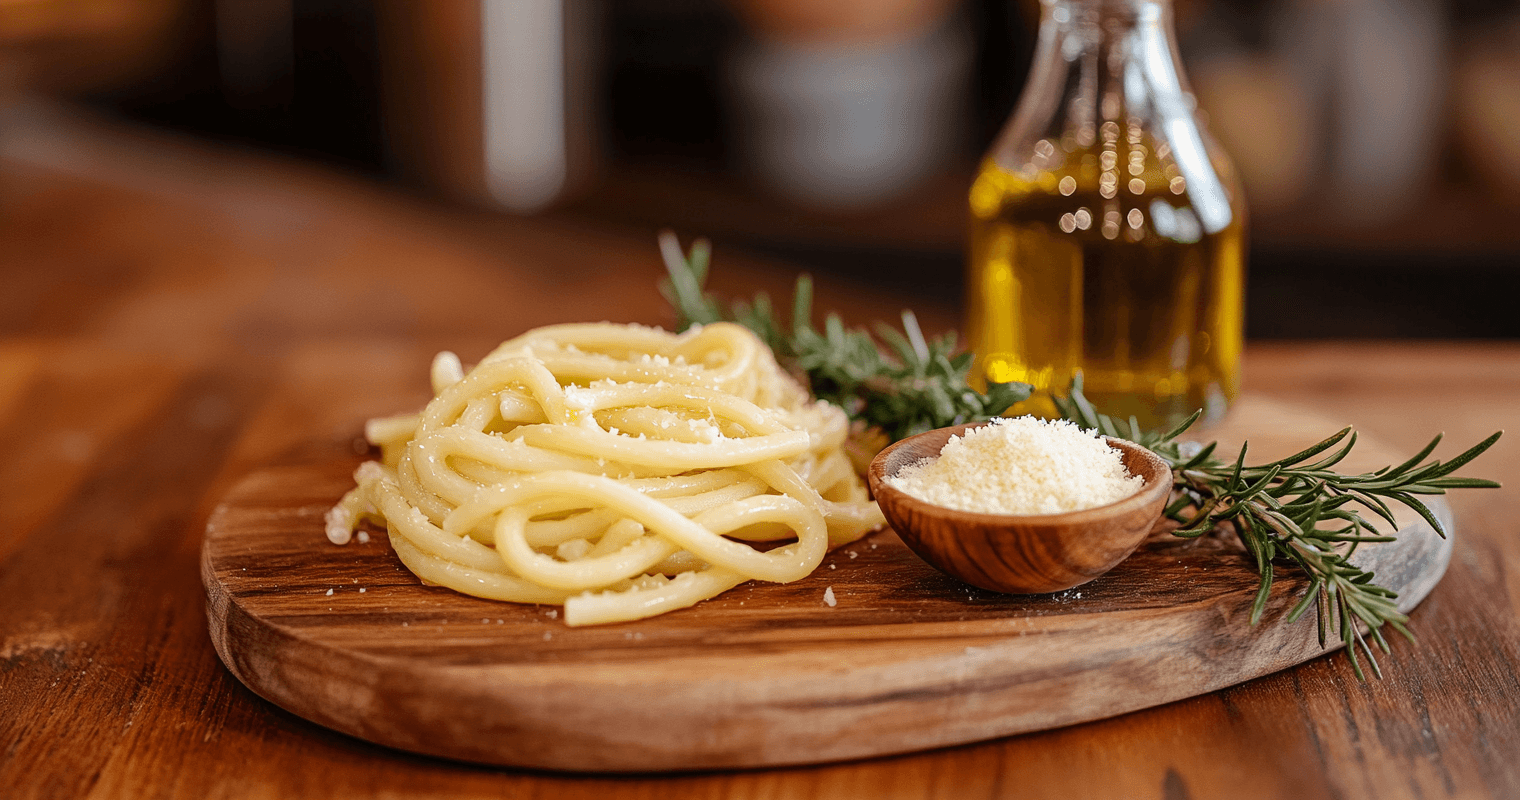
[967,0,1245,431]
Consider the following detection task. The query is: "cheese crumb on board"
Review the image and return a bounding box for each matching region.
[886,416,1143,515]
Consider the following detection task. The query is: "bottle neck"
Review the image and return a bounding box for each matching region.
[1001,0,1193,151]
[992,0,1235,234]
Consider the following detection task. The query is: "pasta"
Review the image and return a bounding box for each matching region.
[325,321,885,625]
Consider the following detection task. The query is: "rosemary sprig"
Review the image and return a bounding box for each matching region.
[658,232,1029,441]
[1053,374,1503,680]
[658,232,1503,679]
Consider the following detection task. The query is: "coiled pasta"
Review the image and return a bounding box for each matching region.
[326,322,884,625]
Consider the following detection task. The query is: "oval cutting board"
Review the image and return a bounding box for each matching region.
[201,397,1454,771]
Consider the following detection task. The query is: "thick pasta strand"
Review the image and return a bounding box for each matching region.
[327,322,884,624]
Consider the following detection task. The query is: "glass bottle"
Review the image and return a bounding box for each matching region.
[966,0,1245,431]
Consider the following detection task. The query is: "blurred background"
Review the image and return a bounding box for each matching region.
[2,0,1518,338]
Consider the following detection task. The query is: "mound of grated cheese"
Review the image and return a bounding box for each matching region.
[885,416,1144,515]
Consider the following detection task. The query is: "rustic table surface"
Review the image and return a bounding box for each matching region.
[2,102,1517,800]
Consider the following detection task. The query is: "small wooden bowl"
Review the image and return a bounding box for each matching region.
[867,422,1173,594]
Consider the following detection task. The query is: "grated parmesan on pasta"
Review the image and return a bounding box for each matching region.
[885,417,1143,515]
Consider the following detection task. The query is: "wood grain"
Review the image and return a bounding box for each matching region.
[201,399,1453,771]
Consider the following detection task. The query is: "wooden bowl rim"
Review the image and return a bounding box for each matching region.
[867,421,1173,527]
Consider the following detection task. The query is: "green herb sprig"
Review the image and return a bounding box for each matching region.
[658,232,1029,442]
[658,232,1502,678]
[1052,377,1502,679]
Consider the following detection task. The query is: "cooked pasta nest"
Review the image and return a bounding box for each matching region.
[326,321,884,625]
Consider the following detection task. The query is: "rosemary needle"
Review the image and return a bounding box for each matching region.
[658,231,1503,679]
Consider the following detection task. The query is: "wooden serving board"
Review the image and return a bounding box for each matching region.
[202,397,1454,772]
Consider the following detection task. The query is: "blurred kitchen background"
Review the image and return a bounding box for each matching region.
[3,0,1518,337]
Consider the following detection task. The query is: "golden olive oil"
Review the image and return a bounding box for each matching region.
[966,143,1245,430]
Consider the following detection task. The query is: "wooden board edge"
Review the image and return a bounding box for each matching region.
[200,460,1456,772]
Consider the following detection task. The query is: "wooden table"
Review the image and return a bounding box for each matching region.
[2,102,1517,799]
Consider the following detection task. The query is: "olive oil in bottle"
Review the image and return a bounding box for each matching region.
[967,0,1246,431]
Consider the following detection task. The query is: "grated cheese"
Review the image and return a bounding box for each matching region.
[886,416,1143,515]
